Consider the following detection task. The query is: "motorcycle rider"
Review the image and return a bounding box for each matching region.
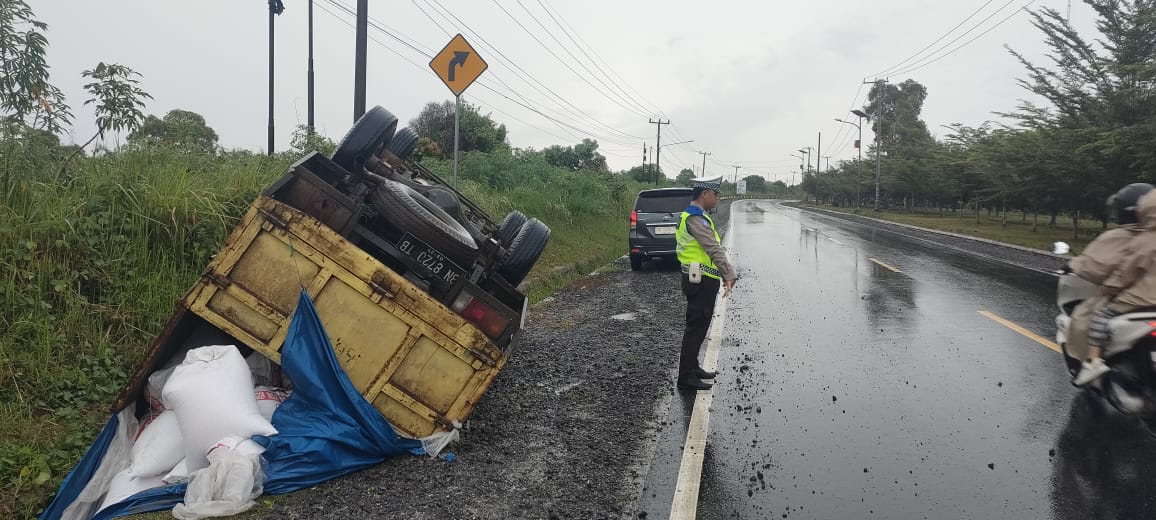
[1068,183,1153,385]
[1077,188,1156,386]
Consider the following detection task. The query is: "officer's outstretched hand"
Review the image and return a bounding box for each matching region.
[723,278,737,298]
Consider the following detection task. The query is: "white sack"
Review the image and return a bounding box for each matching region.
[128,410,185,478]
[162,345,276,472]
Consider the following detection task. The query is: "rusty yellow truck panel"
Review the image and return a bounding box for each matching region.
[183,195,506,438]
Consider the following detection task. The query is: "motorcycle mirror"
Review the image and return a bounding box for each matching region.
[1053,242,1071,255]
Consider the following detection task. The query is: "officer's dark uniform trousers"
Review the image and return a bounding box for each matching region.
[679,274,720,379]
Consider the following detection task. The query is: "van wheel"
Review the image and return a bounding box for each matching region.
[371,180,478,268]
[387,127,419,160]
[630,255,643,271]
[497,211,527,247]
[498,219,550,286]
[332,106,398,175]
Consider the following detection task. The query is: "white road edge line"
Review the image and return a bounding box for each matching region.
[668,201,739,518]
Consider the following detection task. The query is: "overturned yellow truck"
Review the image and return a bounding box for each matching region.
[42,106,549,519]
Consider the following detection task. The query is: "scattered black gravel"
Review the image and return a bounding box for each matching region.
[787,204,1068,273]
[259,201,736,519]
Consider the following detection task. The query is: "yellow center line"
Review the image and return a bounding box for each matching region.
[869,258,902,273]
[978,310,1061,353]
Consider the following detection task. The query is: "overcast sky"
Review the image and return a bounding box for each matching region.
[38,0,1095,184]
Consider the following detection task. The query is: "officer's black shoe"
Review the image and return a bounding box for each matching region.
[695,367,716,379]
[677,377,713,391]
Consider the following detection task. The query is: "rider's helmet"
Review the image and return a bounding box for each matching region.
[1107,183,1155,225]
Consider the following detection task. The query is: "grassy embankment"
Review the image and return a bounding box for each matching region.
[0,146,652,518]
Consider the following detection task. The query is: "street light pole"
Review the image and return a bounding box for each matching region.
[267,0,284,156]
[836,116,865,207]
[307,0,315,132]
[863,79,887,211]
[354,0,368,120]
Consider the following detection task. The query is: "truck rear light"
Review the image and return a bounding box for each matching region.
[630,210,637,230]
[452,292,510,339]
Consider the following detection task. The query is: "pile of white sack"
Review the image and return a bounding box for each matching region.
[97,345,289,519]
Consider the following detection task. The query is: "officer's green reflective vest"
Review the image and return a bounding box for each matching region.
[676,205,723,280]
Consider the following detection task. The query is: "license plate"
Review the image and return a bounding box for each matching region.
[653,226,677,235]
[396,233,466,286]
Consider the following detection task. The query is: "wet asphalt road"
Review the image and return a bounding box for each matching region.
[641,200,1156,519]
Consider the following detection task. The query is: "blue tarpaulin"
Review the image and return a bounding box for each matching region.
[40,290,423,519]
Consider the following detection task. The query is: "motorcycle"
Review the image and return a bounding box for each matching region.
[1054,242,1156,426]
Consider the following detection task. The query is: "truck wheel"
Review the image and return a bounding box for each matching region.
[498,219,550,286]
[371,180,478,268]
[332,106,398,175]
[497,210,527,247]
[387,127,420,160]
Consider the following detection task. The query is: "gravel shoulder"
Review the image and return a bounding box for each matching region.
[255,201,738,519]
[785,202,1068,274]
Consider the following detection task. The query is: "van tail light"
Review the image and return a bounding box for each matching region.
[1148,321,1156,337]
[452,291,510,339]
[630,210,637,230]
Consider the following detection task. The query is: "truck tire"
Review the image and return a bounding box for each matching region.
[332,106,398,175]
[387,127,419,160]
[498,219,550,286]
[497,210,527,247]
[371,180,478,268]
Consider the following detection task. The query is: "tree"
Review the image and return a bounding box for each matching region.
[59,63,150,173]
[409,100,508,160]
[289,125,335,156]
[675,168,696,185]
[128,109,218,153]
[542,138,608,171]
[0,0,70,133]
[742,174,768,192]
[626,164,662,183]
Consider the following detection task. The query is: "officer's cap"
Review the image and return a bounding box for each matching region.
[692,176,723,191]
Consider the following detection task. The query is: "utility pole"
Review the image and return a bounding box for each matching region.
[864,78,888,211]
[649,118,670,185]
[353,0,368,120]
[799,147,814,173]
[307,0,315,131]
[642,142,648,174]
[733,165,741,191]
[267,0,284,156]
[816,131,821,175]
[697,150,712,178]
[824,156,832,172]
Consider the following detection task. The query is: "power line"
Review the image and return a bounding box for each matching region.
[537,0,669,117]
[488,0,654,119]
[514,0,652,116]
[532,0,654,116]
[887,0,1036,77]
[868,0,997,79]
[421,0,646,141]
[320,1,639,149]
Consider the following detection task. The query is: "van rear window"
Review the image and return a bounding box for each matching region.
[635,192,692,213]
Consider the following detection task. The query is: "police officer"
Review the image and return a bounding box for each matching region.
[675,177,737,391]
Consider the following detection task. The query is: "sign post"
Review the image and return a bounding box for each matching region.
[430,34,488,187]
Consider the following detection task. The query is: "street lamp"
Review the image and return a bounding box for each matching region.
[850,109,875,210]
[790,153,805,185]
[835,117,863,207]
[655,139,693,185]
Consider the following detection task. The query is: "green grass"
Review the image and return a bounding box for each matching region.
[0,146,647,519]
[801,202,1100,253]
